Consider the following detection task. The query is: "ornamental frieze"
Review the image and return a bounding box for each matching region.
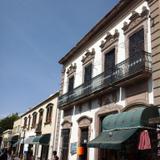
[66,63,77,76]
[81,48,95,65]
[122,7,149,34]
[100,29,119,50]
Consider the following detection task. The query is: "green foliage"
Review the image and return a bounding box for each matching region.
[0,113,19,133]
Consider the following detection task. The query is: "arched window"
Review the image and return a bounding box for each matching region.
[23,117,27,128]
[27,115,31,130]
[45,104,53,124]
[32,112,37,128]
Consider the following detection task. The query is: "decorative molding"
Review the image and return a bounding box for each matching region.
[32,112,37,115]
[66,63,77,76]
[81,48,95,65]
[61,120,72,129]
[100,29,119,51]
[77,116,92,149]
[77,116,92,127]
[96,103,122,116]
[122,7,149,34]
[39,108,44,113]
[122,102,149,112]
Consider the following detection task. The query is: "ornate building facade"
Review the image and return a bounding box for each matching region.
[58,0,160,160]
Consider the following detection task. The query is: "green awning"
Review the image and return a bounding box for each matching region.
[33,135,41,143]
[24,136,35,144]
[88,106,159,149]
[88,128,137,149]
[102,106,158,130]
[33,134,50,145]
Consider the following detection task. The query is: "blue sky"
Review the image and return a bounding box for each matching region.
[0,0,118,118]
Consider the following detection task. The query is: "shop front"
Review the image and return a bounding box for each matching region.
[33,133,51,160]
[9,135,19,153]
[88,106,159,160]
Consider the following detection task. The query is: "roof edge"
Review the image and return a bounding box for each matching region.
[21,91,59,117]
[59,0,130,64]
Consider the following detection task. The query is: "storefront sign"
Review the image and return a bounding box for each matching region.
[70,142,77,155]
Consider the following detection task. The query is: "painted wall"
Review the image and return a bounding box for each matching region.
[17,93,59,160]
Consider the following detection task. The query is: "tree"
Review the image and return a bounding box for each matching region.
[0,113,19,133]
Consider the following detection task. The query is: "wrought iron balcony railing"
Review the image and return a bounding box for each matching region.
[59,51,151,107]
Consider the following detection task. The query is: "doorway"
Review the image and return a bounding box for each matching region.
[40,145,49,160]
[61,129,70,160]
[79,127,89,160]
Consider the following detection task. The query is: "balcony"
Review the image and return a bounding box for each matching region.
[59,51,151,108]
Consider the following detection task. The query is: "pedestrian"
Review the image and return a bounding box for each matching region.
[13,154,20,160]
[7,150,13,160]
[0,148,8,160]
[51,151,59,160]
[27,150,33,160]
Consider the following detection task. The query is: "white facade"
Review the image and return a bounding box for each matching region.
[62,2,151,98]
[58,1,154,160]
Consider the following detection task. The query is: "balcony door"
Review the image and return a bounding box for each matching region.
[84,63,92,94]
[129,28,144,73]
[129,28,144,57]
[104,49,115,84]
[68,76,74,94]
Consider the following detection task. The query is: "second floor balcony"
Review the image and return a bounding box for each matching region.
[59,51,152,108]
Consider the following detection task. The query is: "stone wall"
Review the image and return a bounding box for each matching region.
[148,0,160,105]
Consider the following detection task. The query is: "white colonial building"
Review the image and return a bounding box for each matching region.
[58,0,160,160]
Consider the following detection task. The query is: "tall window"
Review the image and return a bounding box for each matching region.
[129,28,144,57]
[84,63,92,86]
[32,112,37,128]
[23,117,27,128]
[68,76,74,94]
[46,104,53,123]
[104,49,115,84]
[104,49,115,75]
[39,109,44,123]
[36,109,44,132]
[128,29,144,73]
[27,115,31,130]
